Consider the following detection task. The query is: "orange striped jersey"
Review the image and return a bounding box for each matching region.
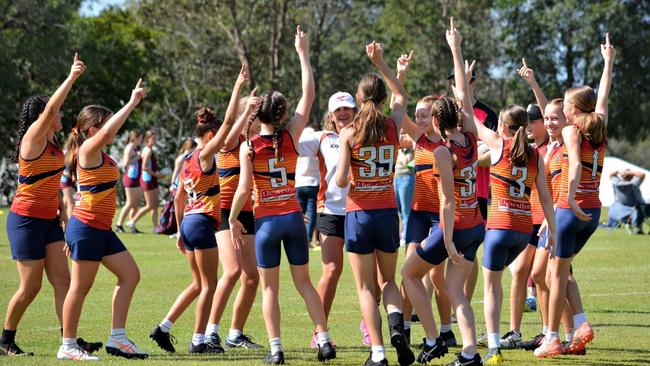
[412,134,444,213]
[11,142,65,219]
[530,139,549,225]
[218,136,252,211]
[487,140,540,233]
[74,153,119,230]
[547,142,564,203]
[250,129,301,219]
[180,148,221,221]
[346,118,399,212]
[557,136,606,209]
[435,132,483,229]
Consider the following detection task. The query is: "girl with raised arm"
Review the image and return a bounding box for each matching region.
[115,130,142,233]
[535,33,616,358]
[229,26,335,365]
[58,79,147,361]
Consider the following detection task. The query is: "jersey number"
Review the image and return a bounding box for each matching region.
[459,162,477,197]
[268,158,288,188]
[509,166,528,198]
[358,145,395,178]
[591,151,599,180]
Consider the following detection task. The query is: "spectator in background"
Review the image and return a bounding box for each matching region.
[394,144,415,246]
[610,168,646,234]
[296,120,321,245]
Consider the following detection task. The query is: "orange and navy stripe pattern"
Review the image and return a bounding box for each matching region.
[11,142,66,220]
[346,118,399,212]
[558,137,606,209]
[412,134,444,213]
[218,136,252,211]
[548,142,564,203]
[74,153,119,230]
[530,140,548,225]
[487,140,539,233]
[250,129,301,219]
[180,149,221,222]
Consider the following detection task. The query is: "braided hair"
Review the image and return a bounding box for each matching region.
[195,108,221,138]
[10,96,49,162]
[246,91,287,160]
[431,96,464,139]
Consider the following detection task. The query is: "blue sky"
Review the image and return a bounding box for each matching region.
[80,0,126,16]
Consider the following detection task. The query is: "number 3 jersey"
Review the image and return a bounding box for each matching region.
[180,148,221,222]
[557,136,606,209]
[346,118,399,212]
[487,139,539,234]
[250,129,301,219]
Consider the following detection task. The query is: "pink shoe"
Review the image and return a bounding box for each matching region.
[534,337,562,358]
[359,320,371,347]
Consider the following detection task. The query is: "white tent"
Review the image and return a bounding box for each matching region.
[599,156,650,207]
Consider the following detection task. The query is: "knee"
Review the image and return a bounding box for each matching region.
[119,267,140,288]
[19,281,43,300]
[49,272,71,293]
[241,271,259,289]
[323,263,342,282]
[222,267,243,284]
[531,268,547,287]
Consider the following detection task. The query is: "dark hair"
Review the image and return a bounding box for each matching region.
[10,96,50,162]
[431,96,463,139]
[178,138,197,155]
[353,73,388,146]
[126,130,141,145]
[499,105,533,167]
[244,90,287,159]
[565,86,605,146]
[195,108,221,138]
[64,105,114,173]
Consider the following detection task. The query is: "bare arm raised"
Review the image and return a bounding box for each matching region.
[285,25,315,144]
[597,33,616,125]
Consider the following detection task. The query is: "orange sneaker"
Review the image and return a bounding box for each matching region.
[534,337,562,358]
[571,322,594,351]
[562,340,586,355]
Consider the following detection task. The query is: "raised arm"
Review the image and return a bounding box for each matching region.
[22,53,86,158]
[597,33,616,125]
[222,66,251,151]
[286,25,315,143]
[367,41,408,130]
[518,58,549,113]
[393,51,421,141]
[229,143,254,250]
[446,18,477,137]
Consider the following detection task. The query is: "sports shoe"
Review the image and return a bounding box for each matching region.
[188,341,224,354]
[127,222,142,234]
[571,322,594,351]
[521,333,544,351]
[405,327,411,346]
[482,347,504,365]
[477,332,488,348]
[388,313,415,366]
[441,330,458,347]
[207,331,222,347]
[150,325,176,353]
[360,320,371,347]
[105,337,148,359]
[524,296,537,312]
[445,353,482,366]
[417,337,448,364]
[562,340,586,355]
[317,341,336,361]
[115,225,126,233]
[263,351,285,364]
[411,312,420,323]
[533,337,562,358]
[0,341,34,356]
[364,354,388,366]
[57,344,100,361]
[225,333,263,349]
[77,338,102,354]
[499,330,522,349]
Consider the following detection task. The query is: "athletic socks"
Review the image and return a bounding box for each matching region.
[0,328,16,344]
[317,331,331,347]
[371,345,385,362]
[192,333,205,346]
[440,323,452,333]
[228,329,242,341]
[387,308,403,315]
[460,351,474,360]
[542,325,548,335]
[159,319,173,333]
[110,328,126,339]
[404,320,411,330]
[62,337,77,350]
[425,338,436,347]
[573,313,587,329]
[269,337,283,355]
[206,323,219,335]
[487,332,500,349]
[546,331,560,342]
[566,329,574,343]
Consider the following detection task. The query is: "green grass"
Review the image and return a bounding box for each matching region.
[1,207,649,365]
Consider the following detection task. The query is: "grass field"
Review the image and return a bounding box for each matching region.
[1,207,649,365]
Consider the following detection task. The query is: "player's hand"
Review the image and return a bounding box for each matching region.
[545,231,556,259]
[445,17,462,49]
[569,200,592,222]
[366,41,384,66]
[236,64,250,87]
[230,219,246,251]
[601,33,616,63]
[63,243,72,258]
[517,58,536,84]
[396,50,413,75]
[445,242,465,264]
[69,52,86,80]
[295,25,309,55]
[176,235,186,254]
[129,78,147,106]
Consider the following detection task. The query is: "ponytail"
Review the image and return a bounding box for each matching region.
[64,127,84,175]
[245,100,263,157]
[353,73,388,146]
[65,105,113,175]
[10,96,49,162]
[510,125,531,167]
[432,96,463,139]
[575,112,606,146]
[499,105,532,167]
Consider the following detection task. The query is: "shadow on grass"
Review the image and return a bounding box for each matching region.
[591,309,650,315]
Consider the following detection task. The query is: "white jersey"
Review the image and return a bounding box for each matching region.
[298,130,349,216]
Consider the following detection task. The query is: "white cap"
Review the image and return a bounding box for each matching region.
[328,92,356,112]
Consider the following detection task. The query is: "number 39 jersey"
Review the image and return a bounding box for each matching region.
[557,136,606,209]
[346,118,399,212]
[250,129,302,219]
[487,140,539,233]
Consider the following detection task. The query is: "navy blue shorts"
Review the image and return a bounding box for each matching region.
[345,208,399,254]
[482,229,530,271]
[555,207,600,258]
[7,211,65,260]
[317,213,345,238]
[65,216,126,261]
[416,223,485,265]
[537,228,549,250]
[405,210,440,245]
[255,211,309,268]
[219,209,255,234]
[528,224,541,247]
[180,214,218,251]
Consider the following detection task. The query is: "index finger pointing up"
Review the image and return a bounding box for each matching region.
[605,32,610,46]
[450,17,455,30]
[522,58,527,68]
[135,78,143,89]
[407,50,413,60]
[296,25,301,35]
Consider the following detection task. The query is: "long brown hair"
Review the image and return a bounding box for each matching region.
[431,96,463,139]
[565,86,605,146]
[353,73,387,146]
[10,96,49,162]
[499,105,533,167]
[64,105,113,172]
[244,90,287,159]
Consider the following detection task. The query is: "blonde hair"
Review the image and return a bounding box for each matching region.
[322,111,336,132]
[565,86,605,146]
[499,105,533,167]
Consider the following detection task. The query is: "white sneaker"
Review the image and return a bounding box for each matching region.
[105,337,148,359]
[57,344,101,361]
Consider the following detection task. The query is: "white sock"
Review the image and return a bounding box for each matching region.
[542,325,548,335]
[371,345,385,362]
[110,328,126,339]
[192,333,205,346]
[572,313,587,328]
[159,319,173,333]
[404,320,411,330]
[566,329,574,342]
[425,338,435,347]
[546,331,560,341]
[387,308,402,315]
[62,338,77,348]
[440,323,452,333]
[270,337,283,354]
[205,323,219,335]
[228,328,242,341]
[487,332,500,349]
[317,331,331,347]
[126,221,134,227]
[460,351,474,360]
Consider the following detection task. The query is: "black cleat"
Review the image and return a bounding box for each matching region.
[150,325,176,353]
[417,337,448,364]
[77,338,102,353]
[0,341,33,356]
[441,330,458,347]
[445,353,482,366]
[317,341,336,361]
[115,225,126,233]
[405,327,411,346]
[263,351,285,364]
[364,353,388,366]
[188,341,224,354]
[388,313,415,366]
[521,333,544,351]
[411,313,420,323]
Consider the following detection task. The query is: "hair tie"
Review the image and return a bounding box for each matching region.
[587,109,596,113]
